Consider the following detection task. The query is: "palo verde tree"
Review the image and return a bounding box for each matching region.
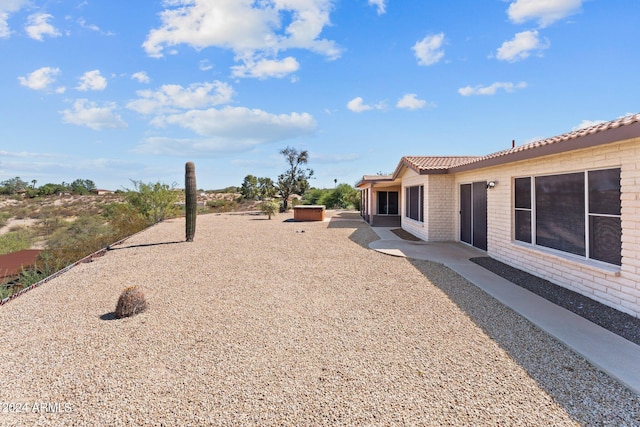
[277,147,313,211]
[124,180,180,225]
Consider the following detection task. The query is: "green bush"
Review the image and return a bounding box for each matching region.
[0,211,11,228]
[0,229,34,255]
[124,181,180,225]
[260,200,280,219]
[45,215,115,267]
[301,184,360,210]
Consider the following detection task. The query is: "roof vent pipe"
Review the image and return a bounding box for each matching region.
[512,139,515,148]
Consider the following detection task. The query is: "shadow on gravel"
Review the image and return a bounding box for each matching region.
[326,217,377,250]
[99,312,117,321]
[408,258,640,426]
[108,241,183,251]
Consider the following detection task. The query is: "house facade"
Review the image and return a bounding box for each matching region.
[357,114,640,318]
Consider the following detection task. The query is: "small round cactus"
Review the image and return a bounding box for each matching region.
[115,286,148,319]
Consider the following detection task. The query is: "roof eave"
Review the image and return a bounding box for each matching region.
[450,121,640,173]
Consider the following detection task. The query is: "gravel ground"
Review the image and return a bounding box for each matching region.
[1,211,639,426]
[470,257,640,346]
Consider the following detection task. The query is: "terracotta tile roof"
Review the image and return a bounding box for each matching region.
[359,113,640,185]
[0,249,43,280]
[399,156,483,173]
[452,113,640,172]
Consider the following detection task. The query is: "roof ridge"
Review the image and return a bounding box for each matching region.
[464,113,640,166]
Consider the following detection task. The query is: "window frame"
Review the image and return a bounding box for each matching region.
[377,191,399,215]
[513,168,621,266]
[405,185,424,223]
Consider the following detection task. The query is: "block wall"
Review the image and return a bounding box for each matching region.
[454,137,640,317]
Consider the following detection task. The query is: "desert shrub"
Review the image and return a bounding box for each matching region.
[102,203,148,242]
[0,229,34,255]
[12,207,30,220]
[115,286,148,318]
[0,211,11,228]
[45,215,115,266]
[36,216,67,236]
[0,286,11,300]
[206,199,237,212]
[260,200,280,219]
[16,267,50,288]
[124,181,180,225]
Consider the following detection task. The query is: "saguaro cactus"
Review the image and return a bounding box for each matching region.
[185,161,197,242]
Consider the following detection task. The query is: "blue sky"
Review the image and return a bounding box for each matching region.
[1,0,638,191]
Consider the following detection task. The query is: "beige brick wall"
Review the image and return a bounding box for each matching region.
[400,171,457,241]
[452,137,640,317]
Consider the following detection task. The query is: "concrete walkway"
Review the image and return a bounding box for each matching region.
[369,227,640,396]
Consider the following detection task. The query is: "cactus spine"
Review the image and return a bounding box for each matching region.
[185,161,197,242]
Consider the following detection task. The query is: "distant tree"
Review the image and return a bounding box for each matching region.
[124,180,180,225]
[0,177,28,194]
[70,178,97,195]
[240,175,259,200]
[277,147,313,211]
[258,177,277,199]
[320,183,359,209]
[37,183,68,196]
[302,188,326,205]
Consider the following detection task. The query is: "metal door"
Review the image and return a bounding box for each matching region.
[460,182,487,250]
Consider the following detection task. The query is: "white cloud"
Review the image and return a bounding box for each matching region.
[495,30,549,62]
[396,93,430,110]
[136,106,316,156]
[61,99,127,130]
[413,33,445,66]
[127,81,234,115]
[347,96,381,113]
[142,0,341,79]
[18,66,61,91]
[231,56,300,79]
[0,0,29,38]
[199,60,213,71]
[573,119,606,130]
[76,70,107,91]
[0,149,63,158]
[131,71,150,84]
[458,81,527,96]
[25,13,61,41]
[507,0,583,27]
[368,0,386,15]
[159,106,316,137]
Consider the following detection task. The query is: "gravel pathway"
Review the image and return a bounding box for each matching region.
[1,211,639,426]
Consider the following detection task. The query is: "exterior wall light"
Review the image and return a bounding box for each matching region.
[487,181,497,189]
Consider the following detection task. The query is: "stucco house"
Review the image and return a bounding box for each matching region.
[357,114,640,318]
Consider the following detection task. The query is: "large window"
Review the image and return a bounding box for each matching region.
[405,185,424,222]
[514,168,621,266]
[377,191,398,215]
